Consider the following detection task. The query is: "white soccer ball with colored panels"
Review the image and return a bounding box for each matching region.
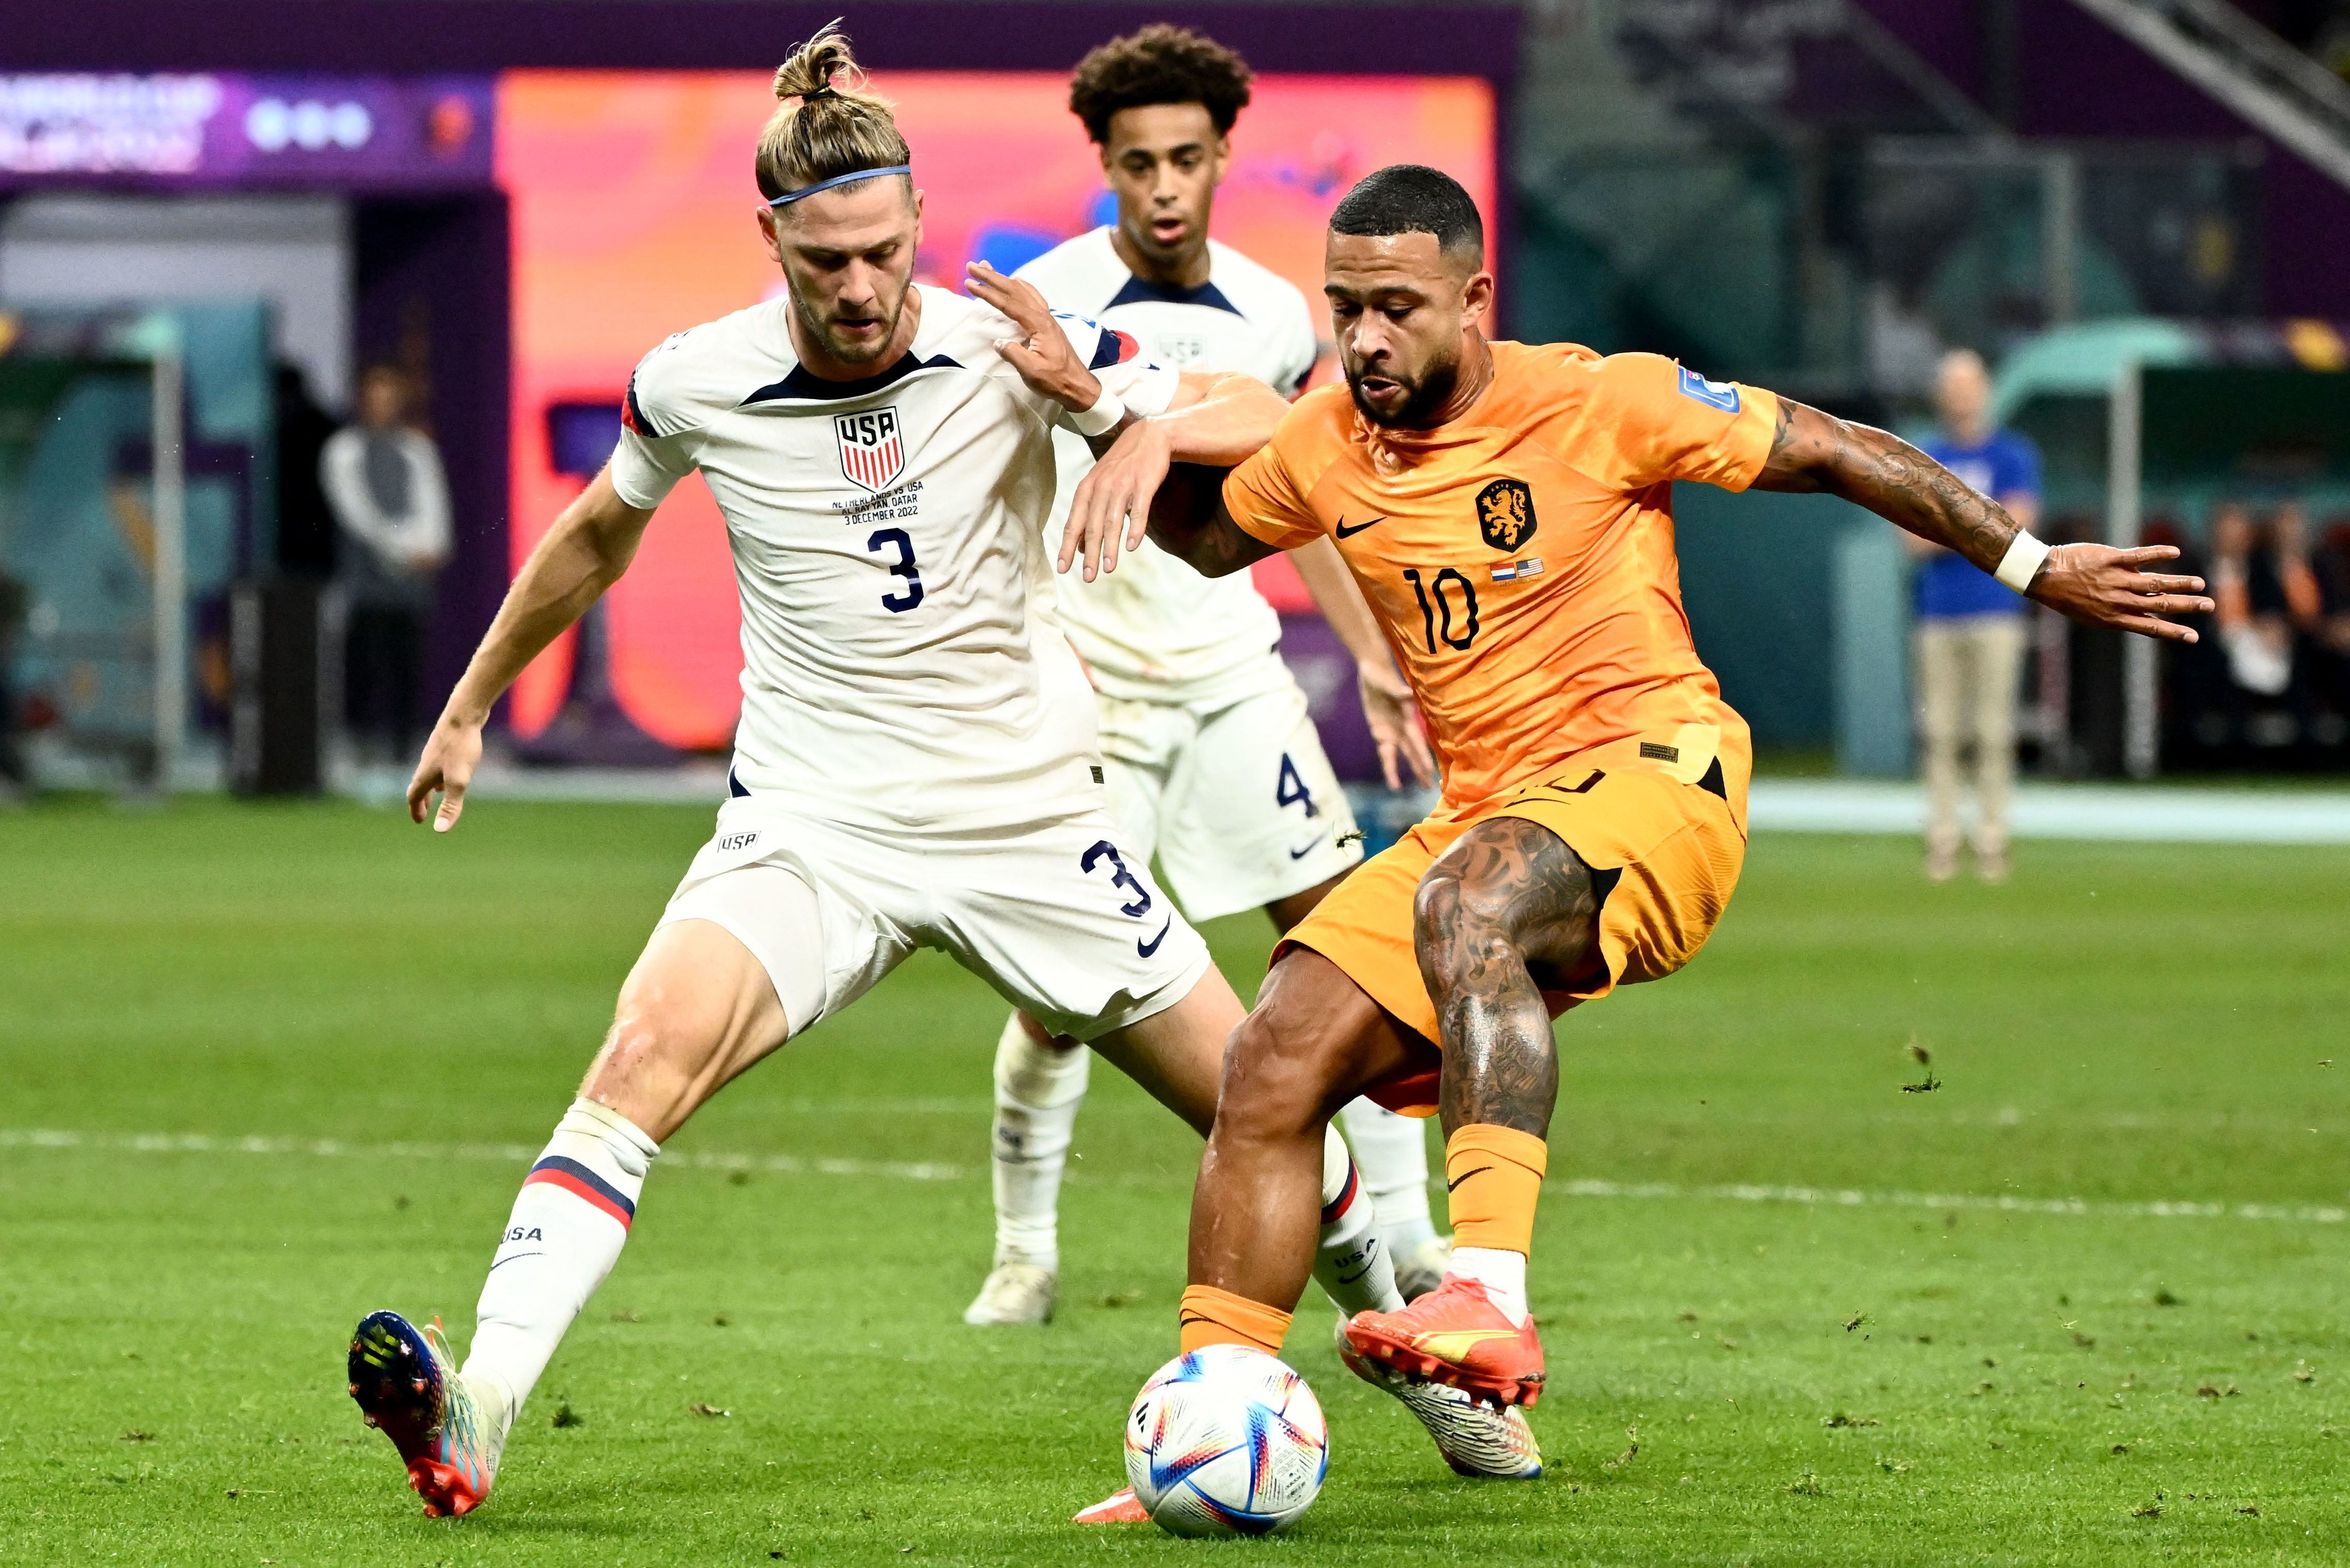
[1124,1345,1328,1537]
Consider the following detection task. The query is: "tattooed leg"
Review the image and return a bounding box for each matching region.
[1412,816,1603,1138]
[1337,814,1601,1357]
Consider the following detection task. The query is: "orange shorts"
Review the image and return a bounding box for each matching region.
[1278,727,1751,1116]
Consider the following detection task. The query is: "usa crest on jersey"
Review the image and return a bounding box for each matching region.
[836,408,904,493]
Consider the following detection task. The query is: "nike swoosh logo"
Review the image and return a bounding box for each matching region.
[1287,840,1323,861]
[1334,514,1385,539]
[1446,1164,1492,1193]
[1137,916,1173,958]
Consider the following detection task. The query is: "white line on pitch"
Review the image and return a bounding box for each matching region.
[1549,1176,2348,1225]
[0,1127,963,1183]
[5,1128,2343,1226]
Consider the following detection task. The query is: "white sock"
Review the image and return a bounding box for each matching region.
[462,1097,659,1429]
[1313,1125,1404,1317]
[988,1014,1088,1273]
[1338,1098,1440,1258]
[1446,1244,1529,1327]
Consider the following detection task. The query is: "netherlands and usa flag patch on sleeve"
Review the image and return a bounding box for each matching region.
[1049,311,1143,372]
[1675,363,1741,413]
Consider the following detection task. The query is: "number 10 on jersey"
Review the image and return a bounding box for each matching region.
[1400,568,1478,652]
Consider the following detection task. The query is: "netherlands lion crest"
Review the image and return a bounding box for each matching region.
[1475,478,1537,552]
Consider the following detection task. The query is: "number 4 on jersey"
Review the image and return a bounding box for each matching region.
[1277,753,1320,819]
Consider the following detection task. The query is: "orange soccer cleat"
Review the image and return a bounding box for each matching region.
[1340,1276,1545,1409]
[1073,1486,1152,1524]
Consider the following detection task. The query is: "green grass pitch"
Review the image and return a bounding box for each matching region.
[3,796,2345,1565]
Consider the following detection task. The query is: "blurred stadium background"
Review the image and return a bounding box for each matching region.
[4,0,2349,823]
[5,5,2350,1561]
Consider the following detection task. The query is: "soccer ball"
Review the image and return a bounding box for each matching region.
[1123,1345,1328,1537]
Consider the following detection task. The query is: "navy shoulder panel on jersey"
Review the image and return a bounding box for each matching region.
[1105,274,1245,318]
[740,352,964,406]
[621,371,660,438]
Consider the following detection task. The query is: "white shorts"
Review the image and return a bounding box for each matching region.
[654,795,1212,1043]
[1096,679,1363,924]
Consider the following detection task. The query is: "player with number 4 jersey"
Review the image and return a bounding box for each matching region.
[965,26,1462,1357]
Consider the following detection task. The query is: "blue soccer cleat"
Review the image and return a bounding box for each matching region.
[347,1310,505,1517]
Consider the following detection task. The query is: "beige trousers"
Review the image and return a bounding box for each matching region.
[1914,615,2027,858]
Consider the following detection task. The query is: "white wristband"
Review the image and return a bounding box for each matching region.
[1068,386,1127,438]
[1993,531,2052,594]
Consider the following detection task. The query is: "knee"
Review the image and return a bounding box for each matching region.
[595,992,698,1089]
[994,1012,1087,1104]
[598,960,732,1088]
[1410,863,1520,1002]
[1213,1008,1336,1143]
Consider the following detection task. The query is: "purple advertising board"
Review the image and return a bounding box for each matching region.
[0,73,494,189]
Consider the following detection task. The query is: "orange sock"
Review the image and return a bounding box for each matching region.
[1444,1124,1548,1255]
[1177,1285,1294,1356]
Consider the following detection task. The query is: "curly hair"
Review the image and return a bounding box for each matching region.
[1068,24,1253,145]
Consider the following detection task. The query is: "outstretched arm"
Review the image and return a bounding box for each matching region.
[406,468,654,831]
[1754,399,2212,641]
[1057,373,1289,579]
[962,258,1290,579]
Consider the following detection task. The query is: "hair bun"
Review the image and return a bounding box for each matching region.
[773,19,856,102]
[753,18,909,203]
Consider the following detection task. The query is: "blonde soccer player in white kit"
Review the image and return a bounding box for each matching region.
[341,29,1479,1519]
[964,28,1462,1353]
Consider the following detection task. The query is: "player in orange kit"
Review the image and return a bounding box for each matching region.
[1060,163,2212,1411]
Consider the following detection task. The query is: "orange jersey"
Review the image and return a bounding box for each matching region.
[1222,342,1779,810]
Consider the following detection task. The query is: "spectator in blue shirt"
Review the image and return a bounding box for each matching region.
[1909,349,2042,882]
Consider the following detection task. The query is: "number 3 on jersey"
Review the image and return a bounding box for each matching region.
[867,528,924,612]
[1082,839,1171,958]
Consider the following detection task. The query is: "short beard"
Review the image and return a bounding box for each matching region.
[1347,352,1459,430]
[792,283,905,368]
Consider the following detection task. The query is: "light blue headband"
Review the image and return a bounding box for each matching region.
[766,164,912,208]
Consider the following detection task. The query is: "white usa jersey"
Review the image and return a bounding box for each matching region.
[1016,228,1320,706]
[608,283,1178,829]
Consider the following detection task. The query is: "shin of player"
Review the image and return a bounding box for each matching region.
[986,1004,1402,1326]
[464,1097,660,1424]
[982,1014,1089,1287]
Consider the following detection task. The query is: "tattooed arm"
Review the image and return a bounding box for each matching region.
[1753,399,2214,643]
